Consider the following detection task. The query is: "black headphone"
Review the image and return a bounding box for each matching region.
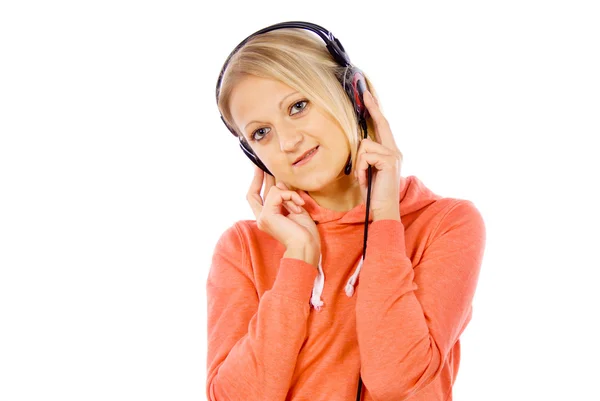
[215,21,370,177]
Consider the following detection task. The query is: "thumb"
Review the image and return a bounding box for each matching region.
[295,190,311,209]
[357,172,367,201]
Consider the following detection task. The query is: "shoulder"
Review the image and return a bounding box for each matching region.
[208,221,256,288]
[212,219,280,258]
[219,219,274,245]
[427,198,486,252]
[208,219,283,289]
[436,198,485,231]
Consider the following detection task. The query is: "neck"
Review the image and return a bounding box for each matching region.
[307,174,362,212]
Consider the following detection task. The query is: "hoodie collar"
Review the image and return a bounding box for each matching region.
[297,175,438,225]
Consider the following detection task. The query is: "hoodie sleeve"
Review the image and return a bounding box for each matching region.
[355,200,486,401]
[206,222,318,401]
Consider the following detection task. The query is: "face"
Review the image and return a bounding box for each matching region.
[228,75,352,191]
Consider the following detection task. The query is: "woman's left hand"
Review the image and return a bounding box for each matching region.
[355,90,404,221]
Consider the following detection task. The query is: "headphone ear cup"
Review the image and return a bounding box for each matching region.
[239,139,274,176]
[342,67,369,123]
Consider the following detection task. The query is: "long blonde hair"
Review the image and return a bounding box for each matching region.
[217,28,380,176]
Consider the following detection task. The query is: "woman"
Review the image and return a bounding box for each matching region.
[207,22,486,401]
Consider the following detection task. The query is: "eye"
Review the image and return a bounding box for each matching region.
[290,100,308,115]
[251,127,270,142]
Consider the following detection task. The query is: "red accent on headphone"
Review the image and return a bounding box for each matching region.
[352,72,366,116]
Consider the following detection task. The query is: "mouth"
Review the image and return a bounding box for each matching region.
[293,146,319,166]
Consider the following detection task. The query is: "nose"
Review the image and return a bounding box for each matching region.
[277,123,303,152]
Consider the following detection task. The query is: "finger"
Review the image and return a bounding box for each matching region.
[357,152,399,171]
[263,172,276,199]
[372,92,379,106]
[363,90,395,148]
[247,166,265,218]
[276,181,305,206]
[363,90,384,120]
[282,199,303,214]
[356,152,397,186]
[357,137,394,156]
[248,166,264,195]
[353,138,395,182]
[263,186,305,214]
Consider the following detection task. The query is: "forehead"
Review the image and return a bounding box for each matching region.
[229,76,297,131]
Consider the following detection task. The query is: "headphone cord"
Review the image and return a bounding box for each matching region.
[355,118,371,401]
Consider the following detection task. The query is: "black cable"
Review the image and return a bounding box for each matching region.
[355,118,371,401]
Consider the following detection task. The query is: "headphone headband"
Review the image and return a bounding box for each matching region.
[215,21,351,107]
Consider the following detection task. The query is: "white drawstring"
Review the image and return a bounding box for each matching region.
[345,256,364,297]
[310,253,325,311]
[310,254,365,311]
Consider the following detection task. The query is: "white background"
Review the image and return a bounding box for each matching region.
[1,1,599,400]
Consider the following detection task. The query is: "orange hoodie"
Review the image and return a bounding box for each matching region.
[206,175,486,401]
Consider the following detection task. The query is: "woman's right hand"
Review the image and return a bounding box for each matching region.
[247,166,321,252]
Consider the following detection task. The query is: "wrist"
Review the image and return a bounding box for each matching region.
[284,244,320,269]
[373,208,401,222]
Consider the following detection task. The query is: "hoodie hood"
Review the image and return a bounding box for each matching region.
[297,175,440,225]
[295,175,443,310]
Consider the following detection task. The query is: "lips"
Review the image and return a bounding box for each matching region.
[293,146,319,165]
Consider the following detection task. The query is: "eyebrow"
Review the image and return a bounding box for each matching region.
[243,91,300,131]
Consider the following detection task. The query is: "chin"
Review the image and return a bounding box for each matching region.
[294,167,344,192]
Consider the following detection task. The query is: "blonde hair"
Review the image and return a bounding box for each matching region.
[217,28,379,175]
